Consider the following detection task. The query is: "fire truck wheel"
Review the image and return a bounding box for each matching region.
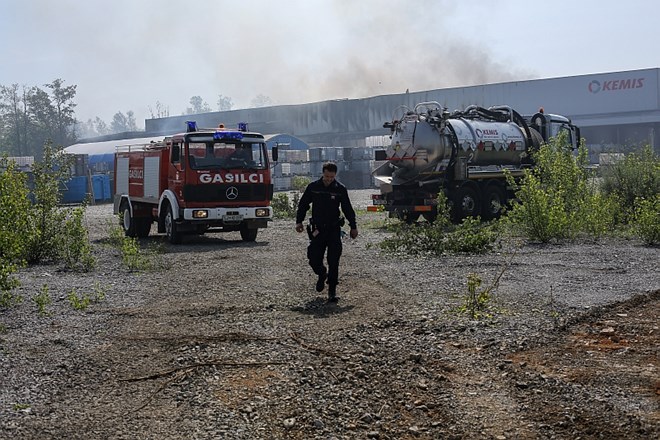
[481,185,505,220]
[240,225,258,242]
[135,218,151,238]
[121,203,137,237]
[165,205,182,244]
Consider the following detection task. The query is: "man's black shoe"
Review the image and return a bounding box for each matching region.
[328,285,338,302]
[316,273,327,292]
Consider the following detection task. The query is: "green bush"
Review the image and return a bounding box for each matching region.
[504,134,618,242]
[272,192,299,218]
[600,146,660,221]
[0,157,31,262]
[633,195,660,245]
[59,205,96,271]
[378,194,496,256]
[67,282,105,311]
[33,284,52,317]
[291,176,311,192]
[1,145,96,268]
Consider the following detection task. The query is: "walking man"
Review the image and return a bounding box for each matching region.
[295,162,358,302]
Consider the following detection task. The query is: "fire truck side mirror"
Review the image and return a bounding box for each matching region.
[171,144,181,163]
[271,145,279,162]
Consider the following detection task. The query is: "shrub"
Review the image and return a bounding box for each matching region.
[291,176,311,192]
[1,145,97,268]
[632,195,660,245]
[67,283,105,311]
[59,205,96,271]
[33,284,52,317]
[272,192,299,218]
[378,194,497,256]
[504,134,618,242]
[0,260,22,308]
[600,146,660,221]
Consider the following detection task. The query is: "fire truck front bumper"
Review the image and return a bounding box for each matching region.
[183,206,272,223]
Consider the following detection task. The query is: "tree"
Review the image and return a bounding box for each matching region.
[186,96,211,114]
[0,84,31,156]
[148,101,169,119]
[44,79,77,147]
[76,117,110,139]
[0,79,78,157]
[110,111,138,133]
[217,95,233,111]
[250,94,273,108]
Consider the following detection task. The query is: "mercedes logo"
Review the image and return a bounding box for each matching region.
[226,186,238,200]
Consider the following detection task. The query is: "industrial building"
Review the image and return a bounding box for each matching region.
[143,67,660,154]
[63,67,659,199]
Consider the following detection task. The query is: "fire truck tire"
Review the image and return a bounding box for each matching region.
[453,185,480,220]
[481,185,506,220]
[121,203,137,237]
[135,218,151,238]
[165,205,182,244]
[240,225,258,242]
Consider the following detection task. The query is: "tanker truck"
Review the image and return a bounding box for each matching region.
[370,102,580,222]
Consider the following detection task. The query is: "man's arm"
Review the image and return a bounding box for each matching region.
[340,187,358,239]
[295,184,313,232]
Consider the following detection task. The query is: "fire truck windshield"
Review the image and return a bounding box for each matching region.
[187,142,266,170]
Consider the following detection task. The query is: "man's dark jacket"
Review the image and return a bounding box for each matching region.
[296,178,357,229]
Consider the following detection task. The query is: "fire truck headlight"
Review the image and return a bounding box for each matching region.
[255,208,270,217]
[192,210,208,219]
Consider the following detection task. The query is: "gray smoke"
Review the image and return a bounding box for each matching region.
[1,0,537,124]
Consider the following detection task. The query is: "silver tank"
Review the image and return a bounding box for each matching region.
[386,103,528,173]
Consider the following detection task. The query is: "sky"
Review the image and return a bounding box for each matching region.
[1,0,659,128]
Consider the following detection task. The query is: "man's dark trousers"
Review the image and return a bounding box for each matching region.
[307,226,342,288]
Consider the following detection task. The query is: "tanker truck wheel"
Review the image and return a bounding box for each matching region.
[453,185,480,221]
[396,210,420,224]
[120,201,137,237]
[164,205,182,244]
[481,185,505,220]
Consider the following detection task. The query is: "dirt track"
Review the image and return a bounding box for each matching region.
[1,191,658,439]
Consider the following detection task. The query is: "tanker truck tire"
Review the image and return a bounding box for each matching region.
[121,202,137,237]
[165,205,182,244]
[453,185,480,221]
[422,212,437,223]
[481,185,505,220]
[396,210,420,224]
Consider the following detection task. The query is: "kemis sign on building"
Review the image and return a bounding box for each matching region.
[588,77,645,94]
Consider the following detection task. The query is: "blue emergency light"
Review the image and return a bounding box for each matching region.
[186,121,197,132]
[238,122,248,132]
[213,131,243,141]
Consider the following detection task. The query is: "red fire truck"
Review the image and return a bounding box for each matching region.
[113,121,277,244]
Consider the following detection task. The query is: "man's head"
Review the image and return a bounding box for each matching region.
[321,162,337,187]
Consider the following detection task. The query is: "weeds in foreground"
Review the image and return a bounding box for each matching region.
[456,250,515,319]
[107,220,165,271]
[33,284,52,317]
[67,282,106,311]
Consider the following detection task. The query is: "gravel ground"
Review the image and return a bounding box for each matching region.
[0,189,658,440]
